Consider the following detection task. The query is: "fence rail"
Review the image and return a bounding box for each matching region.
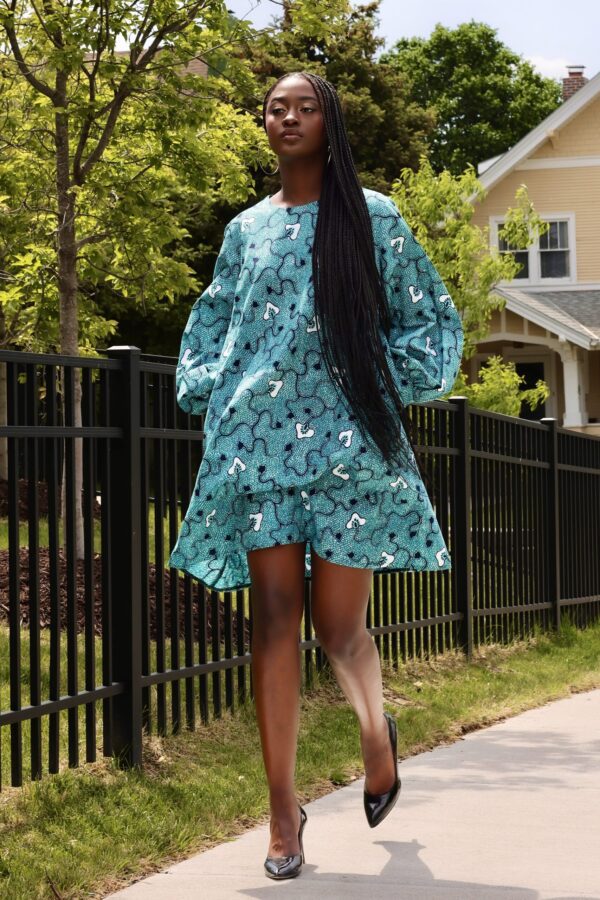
[0,345,599,790]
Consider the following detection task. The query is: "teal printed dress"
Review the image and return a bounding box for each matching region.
[168,188,464,591]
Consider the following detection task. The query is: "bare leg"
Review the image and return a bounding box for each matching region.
[310,548,396,794]
[247,542,306,857]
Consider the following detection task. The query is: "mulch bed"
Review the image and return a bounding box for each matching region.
[0,545,250,646]
[0,477,102,519]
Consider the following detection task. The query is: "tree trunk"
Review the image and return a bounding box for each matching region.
[55,92,85,559]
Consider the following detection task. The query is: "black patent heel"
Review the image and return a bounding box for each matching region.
[264,803,307,879]
[363,711,401,828]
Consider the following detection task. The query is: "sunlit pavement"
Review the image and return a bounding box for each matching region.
[106,688,600,899]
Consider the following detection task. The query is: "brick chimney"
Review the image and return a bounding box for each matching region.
[562,65,588,101]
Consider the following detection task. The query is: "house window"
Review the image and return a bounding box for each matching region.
[498,225,529,279]
[492,214,575,286]
[539,220,569,277]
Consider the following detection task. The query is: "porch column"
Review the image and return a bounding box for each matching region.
[559,343,587,427]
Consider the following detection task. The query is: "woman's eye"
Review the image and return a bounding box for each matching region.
[270,106,315,114]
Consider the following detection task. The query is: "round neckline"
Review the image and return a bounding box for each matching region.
[267,194,320,211]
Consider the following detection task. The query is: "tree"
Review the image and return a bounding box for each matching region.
[381,20,562,175]
[452,355,549,416]
[236,0,436,195]
[0,0,267,554]
[390,156,549,414]
[109,0,438,355]
[0,3,265,354]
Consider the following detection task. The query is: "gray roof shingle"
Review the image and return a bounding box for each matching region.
[495,287,600,344]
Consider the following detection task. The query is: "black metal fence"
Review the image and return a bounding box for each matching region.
[0,346,599,790]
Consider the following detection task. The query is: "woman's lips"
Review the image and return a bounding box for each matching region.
[281,133,302,141]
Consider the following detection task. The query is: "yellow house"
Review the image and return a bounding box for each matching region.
[468,65,600,435]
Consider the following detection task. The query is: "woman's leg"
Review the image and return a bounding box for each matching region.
[247,542,306,857]
[309,548,396,794]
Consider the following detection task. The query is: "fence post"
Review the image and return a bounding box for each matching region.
[106,346,143,769]
[540,417,561,631]
[450,396,473,659]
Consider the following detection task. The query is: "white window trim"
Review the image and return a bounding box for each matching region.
[490,213,577,287]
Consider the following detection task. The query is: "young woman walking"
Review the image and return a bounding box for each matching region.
[169,71,464,880]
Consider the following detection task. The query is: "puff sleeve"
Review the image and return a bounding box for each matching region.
[375,196,464,405]
[175,221,241,416]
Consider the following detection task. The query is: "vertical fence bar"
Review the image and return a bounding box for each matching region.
[7,359,23,786]
[63,364,80,768]
[541,418,561,631]
[182,513,196,729]
[106,346,143,769]
[211,588,222,718]
[373,573,382,657]
[414,406,424,658]
[508,421,519,639]
[139,371,152,734]
[152,374,167,734]
[236,588,249,706]
[382,571,391,664]
[490,416,499,642]
[450,397,473,659]
[483,416,492,643]
[45,363,62,775]
[536,428,547,631]
[99,366,114,757]
[470,413,481,647]
[423,407,433,657]
[390,573,399,666]
[224,590,234,713]
[26,363,43,783]
[81,366,98,763]
[165,373,182,732]
[494,419,510,644]
[198,583,209,724]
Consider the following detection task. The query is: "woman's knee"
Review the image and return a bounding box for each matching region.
[315,622,370,661]
[251,588,304,643]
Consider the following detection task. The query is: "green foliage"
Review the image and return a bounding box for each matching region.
[280,0,351,41]
[0,0,267,354]
[109,0,441,354]
[236,0,436,194]
[452,355,550,416]
[381,20,562,174]
[389,157,551,413]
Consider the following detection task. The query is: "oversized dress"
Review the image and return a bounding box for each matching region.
[168,187,464,591]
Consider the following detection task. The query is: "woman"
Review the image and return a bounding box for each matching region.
[169,71,464,880]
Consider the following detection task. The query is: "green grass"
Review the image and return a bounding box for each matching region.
[1,614,599,899]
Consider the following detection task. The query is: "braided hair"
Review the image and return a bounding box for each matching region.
[261,71,427,486]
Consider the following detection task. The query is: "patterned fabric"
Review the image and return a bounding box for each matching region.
[168,188,464,591]
[170,464,451,593]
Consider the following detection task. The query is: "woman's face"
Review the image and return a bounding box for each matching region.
[264,75,327,161]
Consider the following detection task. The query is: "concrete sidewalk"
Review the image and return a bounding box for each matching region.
[106,688,600,899]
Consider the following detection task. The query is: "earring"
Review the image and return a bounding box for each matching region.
[258,159,279,176]
[327,150,332,165]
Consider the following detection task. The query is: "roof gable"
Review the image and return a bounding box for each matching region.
[477,68,600,192]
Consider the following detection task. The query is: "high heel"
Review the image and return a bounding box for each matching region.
[264,803,307,879]
[363,711,401,828]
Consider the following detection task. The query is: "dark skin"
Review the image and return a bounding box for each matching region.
[251,75,397,861]
[263,73,328,208]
